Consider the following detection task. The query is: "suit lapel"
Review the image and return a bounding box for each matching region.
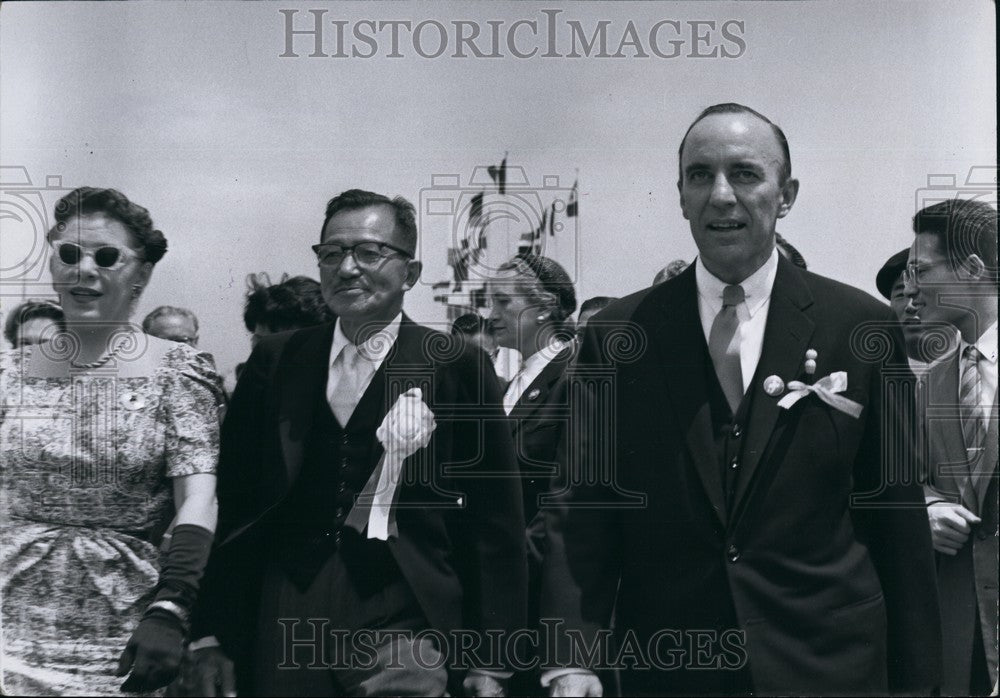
[978,391,999,513]
[730,258,816,512]
[648,268,728,528]
[278,323,336,486]
[508,346,573,432]
[928,353,972,502]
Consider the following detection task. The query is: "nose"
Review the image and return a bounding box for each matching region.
[76,252,100,280]
[337,251,362,277]
[708,174,737,207]
[902,274,919,298]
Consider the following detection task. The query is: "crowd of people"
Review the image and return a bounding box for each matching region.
[0,102,996,697]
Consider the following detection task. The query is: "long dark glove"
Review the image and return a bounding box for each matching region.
[116,610,186,692]
[117,524,214,693]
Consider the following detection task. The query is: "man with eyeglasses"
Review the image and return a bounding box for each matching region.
[541,104,940,696]
[186,189,526,696]
[902,198,998,696]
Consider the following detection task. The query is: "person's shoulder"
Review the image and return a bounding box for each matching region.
[400,319,481,369]
[256,322,335,361]
[0,345,25,373]
[598,285,661,321]
[796,268,890,319]
[157,338,225,398]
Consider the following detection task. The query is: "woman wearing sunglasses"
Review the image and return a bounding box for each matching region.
[0,187,222,695]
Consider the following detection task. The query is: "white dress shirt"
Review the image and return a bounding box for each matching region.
[502,339,568,415]
[695,248,779,393]
[326,314,402,418]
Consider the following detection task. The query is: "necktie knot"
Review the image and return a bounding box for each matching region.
[963,344,982,364]
[722,284,745,307]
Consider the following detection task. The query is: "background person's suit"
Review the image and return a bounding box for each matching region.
[541,257,941,695]
[193,317,527,695]
[921,348,999,694]
[505,343,575,695]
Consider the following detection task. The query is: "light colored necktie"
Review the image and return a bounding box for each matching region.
[329,343,363,426]
[708,284,745,414]
[959,345,988,505]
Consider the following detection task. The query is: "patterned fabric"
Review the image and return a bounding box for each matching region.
[960,344,989,508]
[0,342,222,696]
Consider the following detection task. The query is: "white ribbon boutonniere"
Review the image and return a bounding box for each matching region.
[344,387,436,540]
[776,371,863,419]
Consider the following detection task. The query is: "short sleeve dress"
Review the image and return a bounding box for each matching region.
[0,342,222,696]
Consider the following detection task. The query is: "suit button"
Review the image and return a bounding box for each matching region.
[732,424,741,438]
[730,458,739,470]
[336,507,344,518]
[341,458,349,468]
[727,545,740,563]
[335,531,342,545]
[338,482,346,493]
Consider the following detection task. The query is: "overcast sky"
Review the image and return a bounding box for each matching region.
[1,0,995,373]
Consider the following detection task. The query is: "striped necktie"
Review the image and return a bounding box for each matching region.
[960,344,988,504]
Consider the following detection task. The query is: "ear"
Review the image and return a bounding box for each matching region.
[776,178,800,219]
[677,179,690,220]
[402,259,422,290]
[959,253,987,280]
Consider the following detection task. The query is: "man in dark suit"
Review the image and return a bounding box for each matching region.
[540,104,940,696]
[902,199,998,696]
[187,189,527,696]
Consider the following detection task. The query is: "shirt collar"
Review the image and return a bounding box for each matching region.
[961,320,999,365]
[695,247,779,317]
[520,338,568,374]
[330,313,402,365]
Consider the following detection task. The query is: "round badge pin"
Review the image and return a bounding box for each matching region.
[763,375,785,396]
[120,392,146,411]
[527,388,541,401]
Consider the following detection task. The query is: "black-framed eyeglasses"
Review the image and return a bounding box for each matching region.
[312,241,412,268]
[49,241,140,270]
[902,262,930,287]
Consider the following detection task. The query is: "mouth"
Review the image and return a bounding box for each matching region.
[706,221,746,232]
[68,287,102,302]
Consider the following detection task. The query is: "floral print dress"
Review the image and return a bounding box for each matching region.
[0,342,222,696]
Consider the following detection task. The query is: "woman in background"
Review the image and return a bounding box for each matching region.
[0,187,222,695]
[487,252,577,695]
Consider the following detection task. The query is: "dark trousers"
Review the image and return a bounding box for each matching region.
[251,551,448,697]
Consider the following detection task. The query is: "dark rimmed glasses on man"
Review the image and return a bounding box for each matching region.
[49,241,140,271]
[312,241,412,268]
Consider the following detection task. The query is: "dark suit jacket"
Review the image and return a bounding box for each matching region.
[194,316,527,687]
[540,257,941,695]
[509,344,576,530]
[920,349,999,693]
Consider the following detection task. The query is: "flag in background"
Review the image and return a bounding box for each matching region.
[566,179,578,217]
[488,156,507,195]
[469,191,484,229]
